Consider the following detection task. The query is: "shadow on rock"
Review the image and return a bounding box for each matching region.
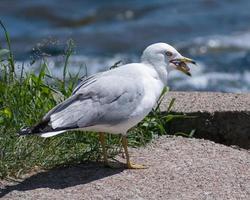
[0,161,124,198]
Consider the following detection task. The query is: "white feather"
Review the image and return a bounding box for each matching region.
[40,130,65,138]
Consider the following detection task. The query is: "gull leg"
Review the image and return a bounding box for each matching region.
[99,133,123,168]
[99,132,109,166]
[122,136,146,169]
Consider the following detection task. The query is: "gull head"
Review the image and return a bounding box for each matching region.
[141,43,196,77]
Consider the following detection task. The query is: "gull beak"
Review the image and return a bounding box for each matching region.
[170,56,196,77]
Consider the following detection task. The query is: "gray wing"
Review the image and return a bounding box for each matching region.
[44,69,144,130]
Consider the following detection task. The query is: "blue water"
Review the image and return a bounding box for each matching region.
[1,0,250,92]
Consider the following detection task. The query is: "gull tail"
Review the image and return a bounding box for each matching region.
[18,119,66,138]
[19,127,66,138]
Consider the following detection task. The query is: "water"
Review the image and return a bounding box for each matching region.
[1,0,250,92]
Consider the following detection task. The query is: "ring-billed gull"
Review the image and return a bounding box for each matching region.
[19,43,196,169]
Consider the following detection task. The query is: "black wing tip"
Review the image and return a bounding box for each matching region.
[18,127,33,136]
[18,118,52,136]
[18,119,50,136]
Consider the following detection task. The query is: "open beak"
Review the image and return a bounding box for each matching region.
[170,57,196,77]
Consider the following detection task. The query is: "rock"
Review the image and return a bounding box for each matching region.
[161,92,250,149]
[1,136,249,199]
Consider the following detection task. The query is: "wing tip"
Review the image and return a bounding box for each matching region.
[40,130,66,138]
[18,127,32,136]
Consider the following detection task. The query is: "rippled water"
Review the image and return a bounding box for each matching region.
[1,0,250,92]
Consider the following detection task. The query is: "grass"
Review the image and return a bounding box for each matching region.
[0,21,192,179]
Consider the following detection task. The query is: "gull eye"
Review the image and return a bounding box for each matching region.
[166,51,173,57]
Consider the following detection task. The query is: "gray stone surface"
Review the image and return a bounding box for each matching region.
[161,92,250,149]
[161,92,250,113]
[1,136,250,200]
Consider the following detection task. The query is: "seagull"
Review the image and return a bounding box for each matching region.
[19,43,196,169]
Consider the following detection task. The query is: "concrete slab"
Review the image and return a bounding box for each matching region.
[161,92,250,149]
[1,136,249,200]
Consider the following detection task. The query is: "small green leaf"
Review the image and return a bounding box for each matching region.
[0,116,4,124]
[174,132,190,137]
[41,87,50,95]
[51,90,65,104]
[164,114,197,122]
[189,129,196,137]
[3,107,12,118]
[0,49,9,57]
[167,98,176,113]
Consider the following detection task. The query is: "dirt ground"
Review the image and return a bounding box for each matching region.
[1,136,249,200]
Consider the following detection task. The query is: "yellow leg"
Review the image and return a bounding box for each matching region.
[99,132,108,166]
[122,136,146,169]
